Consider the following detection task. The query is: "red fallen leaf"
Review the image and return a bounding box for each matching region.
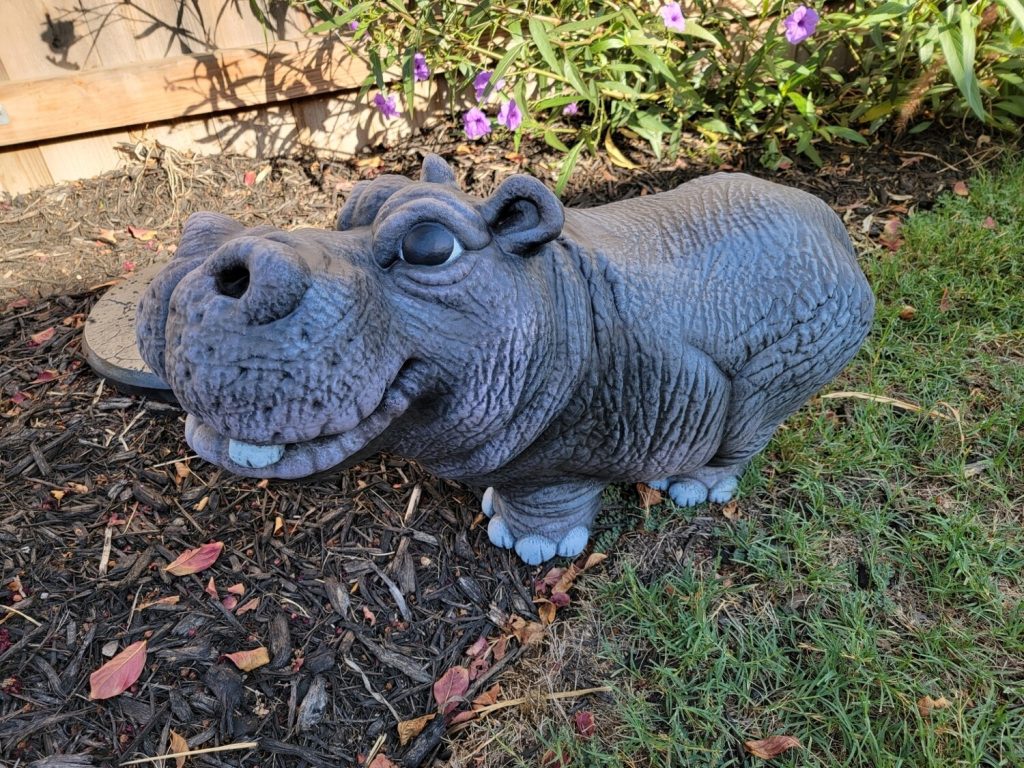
[164,541,223,576]
[205,577,218,599]
[744,735,801,759]
[10,391,31,405]
[32,369,58,384]
[535,566,565,595]
[550,591,570,608]
[362,605,377,626]
[574,709,596,739]
[468,654,490,680]
[29,327,55,346]
[952,180,969,196]
[243,170,257,187]
[367,755,399,768]
[4,298,30,311]
[89,639,147,700]
[221,594,238,611]
[433,665,470,715]
[465,635,490,658]
[982,216,997,230]
[223,646,269,671]
[123,260,136,272]
[127,225,158,241]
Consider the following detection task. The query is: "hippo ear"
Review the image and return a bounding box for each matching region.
[481,175,564,256]
[336,175,412,231]
[420,154,457,186]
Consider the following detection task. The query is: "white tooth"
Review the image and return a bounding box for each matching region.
[228,439,285,469]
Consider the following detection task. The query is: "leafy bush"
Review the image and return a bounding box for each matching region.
[294,0,1024,187]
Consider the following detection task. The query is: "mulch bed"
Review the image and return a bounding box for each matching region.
[0,121,1012,767]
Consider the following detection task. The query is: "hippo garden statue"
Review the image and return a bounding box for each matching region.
[136,155,874,564]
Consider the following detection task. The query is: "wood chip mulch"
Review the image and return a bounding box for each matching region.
[1,292,547,767]
[1,120,1013,767]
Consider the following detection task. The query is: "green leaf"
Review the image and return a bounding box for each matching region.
[937,13,986,122]
[683,20,722,47]
[999,0,1024,33]
[825,125,869,144]
[543,130,571,153]
[555,141,585,197]
[554,12,620,36]
[529,18,561,73]
[492,40,526,83]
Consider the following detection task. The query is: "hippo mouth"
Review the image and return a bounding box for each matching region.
[183,359,432,479]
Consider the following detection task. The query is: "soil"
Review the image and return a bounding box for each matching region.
[0,122,1015,767]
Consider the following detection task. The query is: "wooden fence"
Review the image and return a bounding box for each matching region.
[0,1,438,196]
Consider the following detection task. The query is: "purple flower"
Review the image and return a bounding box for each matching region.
[473,71,505,102]
[413,52,430,82]
[373,93,401,120]
[783,5,820,44]
[497,99,522,131]
[463,107,492,140]
[562,102,579,116]
[659,2,686,33]
[348,20,359,31]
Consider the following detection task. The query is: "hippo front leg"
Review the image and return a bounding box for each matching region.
[481,481,604,565]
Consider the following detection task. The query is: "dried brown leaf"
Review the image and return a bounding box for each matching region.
[952,180,969,196]
[637,482,663,510]
[138,595,180,611]
[917,695,952,717]
[236,597,260,616]
[744,735,801,759]
[164,541,223,576]
[939,287,952,313]
[397,713,435,745]
[899,305,917,320]
[29,327,55,346]
[89,639,147,700]
[508,615,546,646]
[582,552,608,571]
[127,225,158,241]
[223,647,270,672]
[538,600,557,626]
[169,730,188,768]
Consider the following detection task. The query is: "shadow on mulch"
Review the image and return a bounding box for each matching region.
[0,122,1015,767]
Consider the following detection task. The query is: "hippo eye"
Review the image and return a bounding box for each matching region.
[400,223,462,266]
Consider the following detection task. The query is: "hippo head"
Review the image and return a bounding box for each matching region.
[137,155,591,480]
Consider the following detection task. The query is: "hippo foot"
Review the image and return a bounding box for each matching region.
[481,485,602,565]
[648,467,741,508]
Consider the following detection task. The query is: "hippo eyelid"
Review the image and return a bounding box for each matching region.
[398,222,464,267]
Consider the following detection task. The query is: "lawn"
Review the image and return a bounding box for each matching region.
[484,157,1024,767]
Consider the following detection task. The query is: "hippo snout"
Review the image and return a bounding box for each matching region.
[203,236,312,326]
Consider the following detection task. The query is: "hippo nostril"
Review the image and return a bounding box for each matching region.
[215,262,251,299]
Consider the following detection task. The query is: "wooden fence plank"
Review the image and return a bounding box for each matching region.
[0,36,368,147]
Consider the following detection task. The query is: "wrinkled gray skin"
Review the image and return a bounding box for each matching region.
[137,154,874,564]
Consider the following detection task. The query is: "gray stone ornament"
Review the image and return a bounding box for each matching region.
[137,154,874,565]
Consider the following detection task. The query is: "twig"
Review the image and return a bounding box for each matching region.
[450,686,613,731]
[820,391,956,421]
[0,603,42,626]
[344,656,400,723]
[119,741,259,765]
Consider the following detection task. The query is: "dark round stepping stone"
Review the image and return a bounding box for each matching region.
[83,262,177,402]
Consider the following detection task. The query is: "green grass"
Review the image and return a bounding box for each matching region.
[523,158,1024,767]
